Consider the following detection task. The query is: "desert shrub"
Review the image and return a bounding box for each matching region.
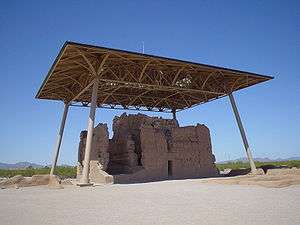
[216,160,300,171]
[0,166,76,178]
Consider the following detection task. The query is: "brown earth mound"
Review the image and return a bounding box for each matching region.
[201,168,300,188]
[0,175,62,189]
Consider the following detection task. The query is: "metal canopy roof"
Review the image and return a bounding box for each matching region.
[36,41,273,112]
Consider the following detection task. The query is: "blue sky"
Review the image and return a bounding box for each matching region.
[0,1,299,165]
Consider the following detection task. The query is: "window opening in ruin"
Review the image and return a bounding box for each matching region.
[168,160,173,178]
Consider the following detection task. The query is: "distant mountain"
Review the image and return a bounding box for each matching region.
[0,162,43,169]
[284,157,300,161]
[218,157,300,164]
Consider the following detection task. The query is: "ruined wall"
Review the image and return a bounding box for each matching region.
[77,113,218,184]
[111,114,218,183]
[107,113,178,175]
[138,125,169,180]
[169,125,218,178]
[107,134,138,174]
[136,123,218,182]
[78,123,109,170]
[77,123,110,183]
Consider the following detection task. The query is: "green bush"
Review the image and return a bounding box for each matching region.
[216,160,300,171]
[0,166,77,178]
[1,161,299,178]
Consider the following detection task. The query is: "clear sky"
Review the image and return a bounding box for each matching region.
[0,0,299,165]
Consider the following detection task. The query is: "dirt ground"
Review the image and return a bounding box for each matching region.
[201,168,300,188]
[0,179,299,225]
[0,168,299,225]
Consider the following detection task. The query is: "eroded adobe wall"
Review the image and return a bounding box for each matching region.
[139,125,169,180]
[77,123,109,171]
[77,113,218,183]
[107,134,138,174]
[107,113,178,175]
[138,123,218,181]
[169,124,218,178]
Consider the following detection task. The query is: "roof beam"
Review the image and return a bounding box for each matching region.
[139,60,152,82]
[98,78,225,95]
[172,67,185,85]
[128,90,151,105]
[98,86,122,105]
[52,73,84,89]
[96,54,110,75]
[153,91,181,107]
[76,49,97,75]
[201,71,216,89]
[70,79,95,102]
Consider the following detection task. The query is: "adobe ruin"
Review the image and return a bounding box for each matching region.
[77,113,218,184]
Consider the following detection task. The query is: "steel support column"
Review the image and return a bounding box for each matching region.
[50,103,69,176]
[229,93,257,173]
[80,79,99,184]
[172,109,177,120]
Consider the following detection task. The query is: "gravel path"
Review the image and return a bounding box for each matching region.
[0,179,299,225]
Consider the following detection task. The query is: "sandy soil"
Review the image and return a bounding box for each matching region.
[201,173,300,188]
[0,179,299,225]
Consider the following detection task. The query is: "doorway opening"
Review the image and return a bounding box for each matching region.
[168,160,173,178]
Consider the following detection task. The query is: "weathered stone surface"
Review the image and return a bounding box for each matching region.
[0,175,54,188]
[77,124,112,184]
[219,168,232,175]
[251,168,265,175]
[76,162,83,179]
[266,167,300,176]
[0,175,25,188]
[31,175,52,185]
[78,123,109,170]
[139,123,218,181]
[89,160,113,184]
[107,134,139,174]
[0,177,8,182]
[107,113,178,175]
[48,175,63,189]
[60,178,75,185]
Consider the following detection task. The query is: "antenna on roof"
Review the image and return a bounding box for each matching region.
[142,41,144,54]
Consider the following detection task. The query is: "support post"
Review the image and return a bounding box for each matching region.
[80,79,99,184]
[50,103,69,176]
[172,109,176,120]
[229,93,257,173]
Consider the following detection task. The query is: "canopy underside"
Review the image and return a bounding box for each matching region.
[36,42,273,112]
